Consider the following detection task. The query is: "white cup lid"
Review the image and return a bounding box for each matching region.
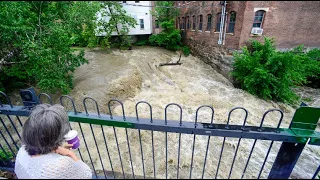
[64,130,78,141]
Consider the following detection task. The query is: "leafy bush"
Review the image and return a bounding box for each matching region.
[181,46,191,56]
[149,20,182,51]
[135,39,149,46]
[232,37,320,104]
[305,48,320,88]
[149,1,190,56]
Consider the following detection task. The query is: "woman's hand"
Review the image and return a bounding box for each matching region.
[62,142,73,150]
[55,146,79,162]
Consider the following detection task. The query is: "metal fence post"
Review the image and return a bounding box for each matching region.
[268,105,320,179]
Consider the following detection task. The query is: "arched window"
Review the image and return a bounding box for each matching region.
[182,17,185,29]
[227,11,236,33]
[253,10,265,28]
[192,15,196,30]
[216,13,222,32]
[187,16,190,29]
[207,14,212,31]
[199,15,203,31]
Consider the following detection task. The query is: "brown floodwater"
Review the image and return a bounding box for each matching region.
[2,46,319,179]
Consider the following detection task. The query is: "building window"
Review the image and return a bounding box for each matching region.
[178,17,180,29]
[216,13,222,32]
[139,19,144,29]
[253,10,265,28]
[187,16,190,29]
[178,1,180,6]
[183,1,185,5]
[199,15,203,31]
[182,17,185,29]
[155,20,159,28]
[123,1,126,3]
[227,11,236,33]
[207,14,212,31]
[135,1,139,3]
[192,15,196,30]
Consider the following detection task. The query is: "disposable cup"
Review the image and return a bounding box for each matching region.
[64,130,80,150]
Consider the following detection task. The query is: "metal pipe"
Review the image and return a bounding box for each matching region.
[223,12,228,46]
[218,1,226,45]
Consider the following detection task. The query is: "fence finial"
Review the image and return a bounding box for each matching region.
[0,91,13,108]
[108,99,126,120]
[227,107,248,129]
[135,101,153,122]
[165,103,182,126]
[59,95,77,114]
[38,93,53,105]
[195,105,214,127]
[83,97,101,117]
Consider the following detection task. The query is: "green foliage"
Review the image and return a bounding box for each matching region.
[0,1,94,93]
[182,46,190,56]
[67,1,101,47]
[149,1,190,55]
[305,48,320,88]
[0,148,14,161]
[135,39,149,46]
[232,37,320,104]
[96,1,137,49]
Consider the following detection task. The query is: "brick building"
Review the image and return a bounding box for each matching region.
[152,1,320,50]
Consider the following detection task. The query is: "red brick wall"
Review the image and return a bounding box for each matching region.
[239,1,320,49]
[177,1,245,50]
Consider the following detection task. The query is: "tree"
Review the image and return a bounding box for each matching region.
[96,1,137,49]
[68,1,101,47]
[0,1,100,93]
[149,1,190,54]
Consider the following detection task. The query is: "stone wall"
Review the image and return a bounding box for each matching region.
[184,38,234,82]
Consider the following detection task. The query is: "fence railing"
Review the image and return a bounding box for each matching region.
[0,90,320,179]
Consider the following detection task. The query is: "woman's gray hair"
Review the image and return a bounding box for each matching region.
[22,104,71,155]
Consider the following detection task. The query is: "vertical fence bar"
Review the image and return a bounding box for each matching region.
[215,107,247,179]
[5,115,21,139]
[108,100,126,179]
[165,103,182,179]
[268,106,320,179]
[100,124,115,178]
[0,117,19,151]
[258,141,274,179]
[312,165,320,179]
[136,101,153,179]
[201,106,215,179]
[190,105,214,179]
[227,107,248,179]
[83,97,108,179]
[59,96,84,162]
[15,116,23,127]
[60,95,97,178]
[241,109,283,179]
[0,130,15,156]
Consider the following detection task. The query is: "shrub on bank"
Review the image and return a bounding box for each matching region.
[232,37,320,104]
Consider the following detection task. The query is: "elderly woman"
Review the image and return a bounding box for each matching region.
[14,104,92,179]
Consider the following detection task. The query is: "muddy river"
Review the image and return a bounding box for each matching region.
[3,46,320,179]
